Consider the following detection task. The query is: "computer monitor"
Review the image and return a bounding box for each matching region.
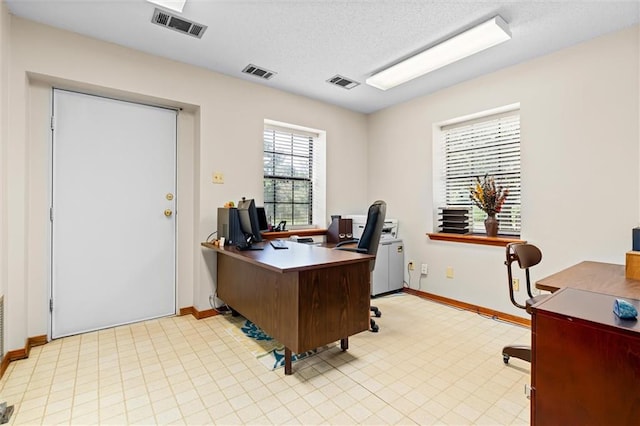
[237,197,263,244]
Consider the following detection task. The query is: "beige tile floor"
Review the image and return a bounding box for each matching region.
[0,293,531,425]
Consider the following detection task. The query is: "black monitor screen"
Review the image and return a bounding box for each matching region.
[237,198,263,243]
[257,207,269,231]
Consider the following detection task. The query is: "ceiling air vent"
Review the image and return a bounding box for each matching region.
[242,64,276,80]
[327,75,360,89]
[151,8,207,39]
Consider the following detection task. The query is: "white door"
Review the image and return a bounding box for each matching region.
[51,89,176,339]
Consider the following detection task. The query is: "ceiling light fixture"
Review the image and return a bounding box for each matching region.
[366,15,511,90]
[146,0,187,14]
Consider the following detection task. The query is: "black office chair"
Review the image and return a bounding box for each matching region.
[502,242,548,364]
[335,200,387,332]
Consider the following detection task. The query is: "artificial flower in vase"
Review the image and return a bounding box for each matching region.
[470,174,508,237]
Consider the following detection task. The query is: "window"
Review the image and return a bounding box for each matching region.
[263,123,324,227]
[439,109,521,236]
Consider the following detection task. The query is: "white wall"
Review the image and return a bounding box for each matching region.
[4,15,369,350]
[368,25,640,317]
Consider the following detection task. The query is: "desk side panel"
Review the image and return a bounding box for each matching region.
[298,261,370,353]
[217,254,299,350]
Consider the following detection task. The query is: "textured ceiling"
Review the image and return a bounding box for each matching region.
[6,0,640,113]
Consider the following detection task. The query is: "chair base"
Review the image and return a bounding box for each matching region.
[370,318,378,332]
[502,345,531,364]
[370,306,381,332]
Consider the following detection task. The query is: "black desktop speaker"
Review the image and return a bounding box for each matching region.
[633,227,640,251]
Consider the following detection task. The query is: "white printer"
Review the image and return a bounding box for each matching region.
[344,215,403,296]
[346,215,398,241]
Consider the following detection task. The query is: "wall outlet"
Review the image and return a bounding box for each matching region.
[408,261,415,271]
[446,266,454,279]
[212,172,224,184]
[421,263,428,275]
[512,278,520,291]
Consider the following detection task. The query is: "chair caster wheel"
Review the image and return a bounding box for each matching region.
[503,354,510,364]
[371,324,379,332]
[375,311,381,318]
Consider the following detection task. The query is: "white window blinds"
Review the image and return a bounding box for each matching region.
[263,127,314,226]
[442,112,521,235]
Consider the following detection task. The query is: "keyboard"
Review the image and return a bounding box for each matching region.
[270,240,288,249]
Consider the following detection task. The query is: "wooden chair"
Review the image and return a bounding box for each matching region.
[503,242,548,364]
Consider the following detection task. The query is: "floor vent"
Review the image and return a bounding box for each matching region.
[242,64,276,80]
[327,75,360,89]
[151,8,207,39]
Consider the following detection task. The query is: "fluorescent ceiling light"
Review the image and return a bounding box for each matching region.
[146,0,187,13]
[366,16,511,90]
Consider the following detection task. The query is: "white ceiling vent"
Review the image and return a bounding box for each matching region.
[151,8,207,39]
[242,64,276,80]
[327,75,360,89]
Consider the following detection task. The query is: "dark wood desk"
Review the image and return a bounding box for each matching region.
[531,287,640,424]
[201,240,373,374]
[536,260,640,299]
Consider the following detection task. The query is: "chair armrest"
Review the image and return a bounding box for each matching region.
[335,239,359,248]
[335,246,368,254]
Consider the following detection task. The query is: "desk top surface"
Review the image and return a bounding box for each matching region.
[536,261,640,299]
[533,287,640,334]
[201,240,373,273]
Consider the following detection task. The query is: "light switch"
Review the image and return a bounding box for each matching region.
[212,172,224,184]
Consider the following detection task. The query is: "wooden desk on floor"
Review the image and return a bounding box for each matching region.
[536,260,640,299]
[201,240,373,375]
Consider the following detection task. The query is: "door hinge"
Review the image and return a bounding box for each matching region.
[49,207,53,222]
[49,298,53,313]
[50,116,55,130]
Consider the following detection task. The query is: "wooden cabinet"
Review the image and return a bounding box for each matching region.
[531,287,640,425]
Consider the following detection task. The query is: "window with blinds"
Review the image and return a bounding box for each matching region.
[442,111,521,235]
[263,127,315,226]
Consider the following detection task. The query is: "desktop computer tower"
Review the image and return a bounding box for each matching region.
[217,207,244,246]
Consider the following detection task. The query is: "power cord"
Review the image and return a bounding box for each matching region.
[209,293,231,315]
[206,231,218,242]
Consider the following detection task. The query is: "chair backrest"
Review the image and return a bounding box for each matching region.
[512,243,542,269]
[357,200,387,271]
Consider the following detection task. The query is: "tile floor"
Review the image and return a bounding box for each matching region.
[0,293,531,425]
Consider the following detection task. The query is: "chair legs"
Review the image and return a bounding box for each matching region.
[370,305,381,332]
[502,345,531,364]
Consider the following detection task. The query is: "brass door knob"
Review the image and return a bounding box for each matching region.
[164,209,173,217]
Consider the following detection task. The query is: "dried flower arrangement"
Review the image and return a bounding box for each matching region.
[470,174,508,216]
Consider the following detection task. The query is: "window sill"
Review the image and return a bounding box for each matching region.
[427,232,524,247]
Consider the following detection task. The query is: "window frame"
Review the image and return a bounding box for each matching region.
[263,120,326,229]
[433,104,521,237]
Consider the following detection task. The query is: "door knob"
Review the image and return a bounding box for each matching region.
[164,209,173,217]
